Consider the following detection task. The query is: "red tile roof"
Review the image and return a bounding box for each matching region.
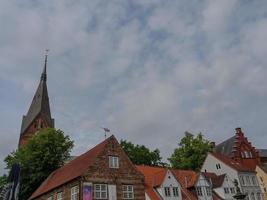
[136,165,166,200]
[136,165,167,187]
[210,152,255,172]
[30,136,111,199]
[171,169,198,188]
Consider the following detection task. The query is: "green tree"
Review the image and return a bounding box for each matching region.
[4,128,74,200]
[168,132,213,170]
[120,140,163,166]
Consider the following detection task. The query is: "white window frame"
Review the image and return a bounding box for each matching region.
[196,187,203,196]
[57,192,63,200]
[71,185,79,200]
[230,187,235,194]
[206,187,212,196]
[224,188,229,194]
[173,187,179,197]
[109,156,119,168]
[94,184,107,199]
[123,185,134,199]
[240,176,245,186]
[164,187,171,197]
[256,192,262,200]
[246,176,251,185]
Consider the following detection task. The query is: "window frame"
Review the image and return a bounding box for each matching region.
[206,187,212,196]
[164,187,171,197]
[56,192,63,200]
[196,187,203,196]
[109,156,119,169]
[71,185,79,200]
[173,187,179,197]
[94,184,108,199]
[224,188,229,194]
[122,185,134,199]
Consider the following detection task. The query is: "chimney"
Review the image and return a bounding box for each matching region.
[210,142,216,151]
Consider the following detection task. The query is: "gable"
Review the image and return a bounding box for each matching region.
[84,136,144,180]
[161,169,181,188]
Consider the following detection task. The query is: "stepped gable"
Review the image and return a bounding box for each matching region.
[30,136,111,199]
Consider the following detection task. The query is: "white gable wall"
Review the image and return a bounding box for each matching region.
[195,174,213,200]
[213,174,236,200]
[155,170,182,200]
[201,154,240,187]
[201,154,262,200]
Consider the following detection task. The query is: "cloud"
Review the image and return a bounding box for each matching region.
[1,0,267,174]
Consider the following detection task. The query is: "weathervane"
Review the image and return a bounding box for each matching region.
[102,127,110,139]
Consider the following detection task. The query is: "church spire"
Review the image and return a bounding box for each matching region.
[19,51,54,146]
[41,50,48,82]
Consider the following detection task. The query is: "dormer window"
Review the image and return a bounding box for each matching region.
[109,156,119,168]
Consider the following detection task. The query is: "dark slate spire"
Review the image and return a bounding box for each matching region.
[40,53,47,82]
[20,53,54,135]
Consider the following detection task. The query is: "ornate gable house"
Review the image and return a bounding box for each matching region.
[29,135,145,200]
[214,128,260,170]
[19,54,54,146]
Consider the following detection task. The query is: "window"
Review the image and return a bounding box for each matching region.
[206,187,212,196]
[246,176,251,185]
[216,164,221,169]
[57,192,63,200]
[71,185,79,200]
[47,196,52,200]
[257,192,262,200]
[252,176,257,186]
[244,151,249,158]
[230,188,235,194]
[241,152,245,158]
[173,187,179,197]
[94,184,107,199]
[164,187,171,197]
[251,192,255,200]
[224,188,229,194]
[240,176,245,186]
[249,151,253,158]
[109,156,119,168]
[123,185,134,199]
[196,187,203,196]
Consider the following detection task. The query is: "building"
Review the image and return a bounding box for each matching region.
[255,165,267,200]
[201,152,262,200]
[136,165,184,200]
[202,172,236,200]
[172,170,215,200]
[257,150,267,165]
[214,128,260,170]
[29,135,145,200]
[19,54,54,146]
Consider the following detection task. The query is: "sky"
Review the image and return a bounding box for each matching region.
[1,0,267,175]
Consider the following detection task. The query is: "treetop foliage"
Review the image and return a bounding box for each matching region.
[5,128,74,200]
[168,132,213,170]
[120,140,163,166]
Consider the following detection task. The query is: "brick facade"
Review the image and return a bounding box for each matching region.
[30,136,145,200]
[19,115,50,146]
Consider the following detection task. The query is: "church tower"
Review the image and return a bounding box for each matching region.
[18,53,54,147]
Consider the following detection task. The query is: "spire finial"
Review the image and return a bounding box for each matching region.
[41,49,49,81]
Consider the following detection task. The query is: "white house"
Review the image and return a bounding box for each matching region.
[201,152,262,200]
[202,172,236,200]
[137,165,183,200]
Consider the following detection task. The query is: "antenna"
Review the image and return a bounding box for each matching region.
[102,127,110,139]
